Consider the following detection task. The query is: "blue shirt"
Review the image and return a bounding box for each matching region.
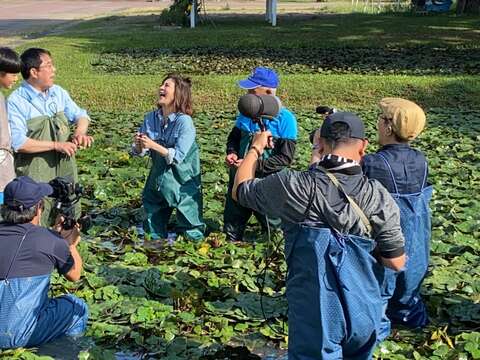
[136,110,196,165]
[362,144,429,194]
[7,81,89,151]
[235,107,297,140]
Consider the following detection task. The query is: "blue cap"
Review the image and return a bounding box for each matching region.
[238,67,279,89]
[3,176,53,209]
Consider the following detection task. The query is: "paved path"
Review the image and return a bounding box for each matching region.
[0,0,168,40]
[0,0,325,45]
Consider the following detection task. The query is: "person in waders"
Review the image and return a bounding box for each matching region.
[223,67,297,242]
[0,176,88,349]
[7,48,93,226]
[132,74,205,241]
[233,112,406,359]
[362,98,432,340]
[0,47,20,205]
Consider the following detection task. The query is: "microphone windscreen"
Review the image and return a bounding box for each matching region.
[238,94,281,119]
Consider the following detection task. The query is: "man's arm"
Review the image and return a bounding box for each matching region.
[18,138,77,157]
[381,255,406,271]
[232,142,258,201]
[62,88,93,148]
[233,131,311,223]
[368,183,406,271]
[54,219,83,282]
[256,110,297,176]
[225,126,241,167]
[65,242,83,282]
[226,126,241,155]
[256,138,296,176]
[72,117,93,147]
[7,99,78,156]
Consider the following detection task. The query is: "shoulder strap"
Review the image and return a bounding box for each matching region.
[303,173,317,218]
[421,161,428,190]
[2,227,31,282]
[377,152,399,195]
[318,167,373,235]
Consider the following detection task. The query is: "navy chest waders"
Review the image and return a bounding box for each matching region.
[0,229,88,349]
[376,154,432,341]
[285,168,384,360]
[285,225,382,360]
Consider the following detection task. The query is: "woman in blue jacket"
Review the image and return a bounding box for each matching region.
[133,74,205,241]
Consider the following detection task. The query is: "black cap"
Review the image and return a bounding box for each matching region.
[3,176,53,210]
[320,112,365,140]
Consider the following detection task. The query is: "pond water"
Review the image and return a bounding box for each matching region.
[36,336,287,359]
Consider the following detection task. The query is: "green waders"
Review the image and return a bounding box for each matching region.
[223,130,281,241]
[14,113,79,226]
[143,142,205,241]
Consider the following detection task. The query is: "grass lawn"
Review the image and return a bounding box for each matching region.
[1,6,479,360]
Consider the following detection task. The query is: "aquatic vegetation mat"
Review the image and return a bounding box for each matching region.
[3,108,479,359]
[92,46,480,76]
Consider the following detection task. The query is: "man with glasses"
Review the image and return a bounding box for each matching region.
[7,48,93,225]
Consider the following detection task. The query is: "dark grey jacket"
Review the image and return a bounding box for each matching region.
[237,164,405,258]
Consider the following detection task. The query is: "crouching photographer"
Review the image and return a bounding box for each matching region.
[0,176,88,349]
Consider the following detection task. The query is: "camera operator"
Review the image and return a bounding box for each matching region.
[0,176,88,349]
[233,112,406,359]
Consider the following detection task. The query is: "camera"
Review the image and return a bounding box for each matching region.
[310,106,337,144]
[48,176,91,231]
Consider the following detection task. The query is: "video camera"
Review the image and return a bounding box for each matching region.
[49,176,91,231]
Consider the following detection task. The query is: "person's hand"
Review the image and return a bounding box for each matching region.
[134,133,144,152]
[138,133,157,150]
[251,131,273,153]
[54,216,81,247]
[312,129,322,151]
[225,153,238,167]
[72,133,94,148]
[54,141,77,157]
[234,158,243,167]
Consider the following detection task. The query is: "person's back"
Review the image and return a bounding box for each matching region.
[233,112,405,359]
[362,98,432,337]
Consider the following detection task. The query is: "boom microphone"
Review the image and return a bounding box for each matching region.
[238,94,282,120]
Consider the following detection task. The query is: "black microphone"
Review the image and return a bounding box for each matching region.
[238,94,282,120]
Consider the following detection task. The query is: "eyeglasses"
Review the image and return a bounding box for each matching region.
[378,115,392,123]
[37,62,54,70]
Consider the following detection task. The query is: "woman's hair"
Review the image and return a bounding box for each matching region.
[0,47,21,74]
[161,74,193,116]
[380,116,408,143]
